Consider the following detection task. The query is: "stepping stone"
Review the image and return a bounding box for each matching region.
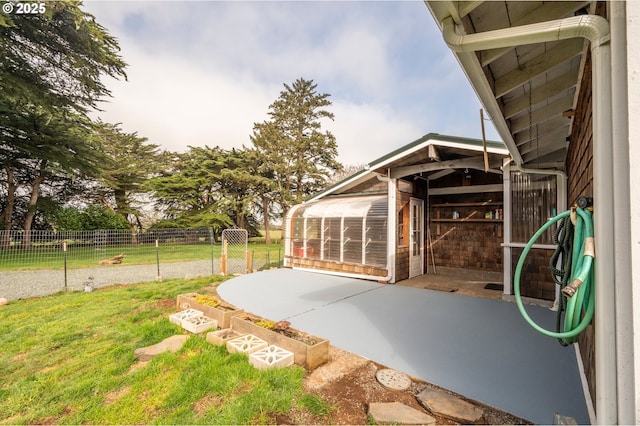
[134,335,189,361]
[368,402,435,425]
[376,368,412,390]
[416,388,484,424]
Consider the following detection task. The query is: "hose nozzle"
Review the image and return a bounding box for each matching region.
[562,278,584,298]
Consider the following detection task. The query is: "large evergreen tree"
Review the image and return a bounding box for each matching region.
[250,78,342,221]
[90,122,162,237]
[0,1,127,243]
[149,146,236,234]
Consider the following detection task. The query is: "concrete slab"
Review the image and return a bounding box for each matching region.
[368,402,436,425]
[217,269,590,424]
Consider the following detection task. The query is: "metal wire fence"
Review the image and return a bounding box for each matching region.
[0,228,283,300]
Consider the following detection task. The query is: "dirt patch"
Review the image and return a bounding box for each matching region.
[155,298,175,310]
[277,346,531,425]
[128,360,149,374]
[193,394,224,416]
[104,387,131,405]
[11,352,28,362]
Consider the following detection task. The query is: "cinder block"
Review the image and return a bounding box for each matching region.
[226,334,268,354]
[169,309,204,326]
[181,315,217,333]
[249,345,294,370]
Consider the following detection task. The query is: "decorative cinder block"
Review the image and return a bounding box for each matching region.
[249,345,294,370]
[169,309,204,326]
[226,334,268,354]
[181,315,217,333]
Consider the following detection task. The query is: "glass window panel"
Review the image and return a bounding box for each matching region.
[511,173,557,244]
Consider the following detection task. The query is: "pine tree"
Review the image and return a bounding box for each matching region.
[0,1,127,241]
[250,78,342,222]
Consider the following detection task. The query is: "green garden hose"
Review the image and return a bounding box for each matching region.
[514,207,595,345]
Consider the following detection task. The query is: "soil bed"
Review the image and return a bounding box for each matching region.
[275,346,532,425]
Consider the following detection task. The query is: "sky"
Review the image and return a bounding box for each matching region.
[83,1,500,167]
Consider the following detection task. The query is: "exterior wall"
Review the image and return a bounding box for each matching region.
[428,171,504,274]
[567,44,596,407]
[286,257,387,278]
[510,247,555,300]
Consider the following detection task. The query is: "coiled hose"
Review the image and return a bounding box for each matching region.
[514,207,595,345]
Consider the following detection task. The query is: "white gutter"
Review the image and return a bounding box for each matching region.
[442,14,616,424]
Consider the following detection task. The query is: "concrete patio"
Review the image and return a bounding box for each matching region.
[217,268,590,424]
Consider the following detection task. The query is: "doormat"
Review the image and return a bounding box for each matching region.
[484,283,503,291]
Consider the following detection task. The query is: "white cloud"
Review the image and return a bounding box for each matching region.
[94,41,277,153]
[329,101,423,166]
[85,1,500,168]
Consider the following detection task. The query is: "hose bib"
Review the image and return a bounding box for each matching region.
[514,207,595,345]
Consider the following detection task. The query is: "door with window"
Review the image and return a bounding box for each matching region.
[409,198,424,278]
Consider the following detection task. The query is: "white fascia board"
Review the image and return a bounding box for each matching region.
[367,138,508,173]
[306,169,373,202]
[428,139,510,155]
[367,141,435,170]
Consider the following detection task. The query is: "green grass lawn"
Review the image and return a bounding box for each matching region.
[0,242,285,271]
[0,276,330,424]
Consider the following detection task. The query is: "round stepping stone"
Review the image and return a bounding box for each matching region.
[375,368,412,390]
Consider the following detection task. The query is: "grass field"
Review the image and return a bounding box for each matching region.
[0,276,331,424]
[0,241,284,271]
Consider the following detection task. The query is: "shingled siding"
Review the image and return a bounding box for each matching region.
[511,247,556,300]
[428,191,504,274]
[567,44,596,408]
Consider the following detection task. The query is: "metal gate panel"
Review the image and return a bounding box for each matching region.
[221,229,248,275]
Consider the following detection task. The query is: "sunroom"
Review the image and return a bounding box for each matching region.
[284,195,390,280]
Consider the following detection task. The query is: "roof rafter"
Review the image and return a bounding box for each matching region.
[494,38,584,98]
[390,156,503,179]
[479,1,591,66]
[510,96,573,134]
[503,71,577,118]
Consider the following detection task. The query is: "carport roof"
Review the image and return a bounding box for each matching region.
[423,1,594,168]
[308,132,509,202]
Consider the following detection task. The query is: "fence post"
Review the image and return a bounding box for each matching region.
[63,241,68,291]
[278,247,281,268]
[155,239,162,281]
[221,239,228,276]
[246,249,252,274]
[209,227,214,275]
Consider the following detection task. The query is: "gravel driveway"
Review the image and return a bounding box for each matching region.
[0,259,220,300]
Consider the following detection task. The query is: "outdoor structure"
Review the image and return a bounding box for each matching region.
[423,1,639,424]
[283,133,511,284]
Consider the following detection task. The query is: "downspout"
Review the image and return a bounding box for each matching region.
[442,15,615,424]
